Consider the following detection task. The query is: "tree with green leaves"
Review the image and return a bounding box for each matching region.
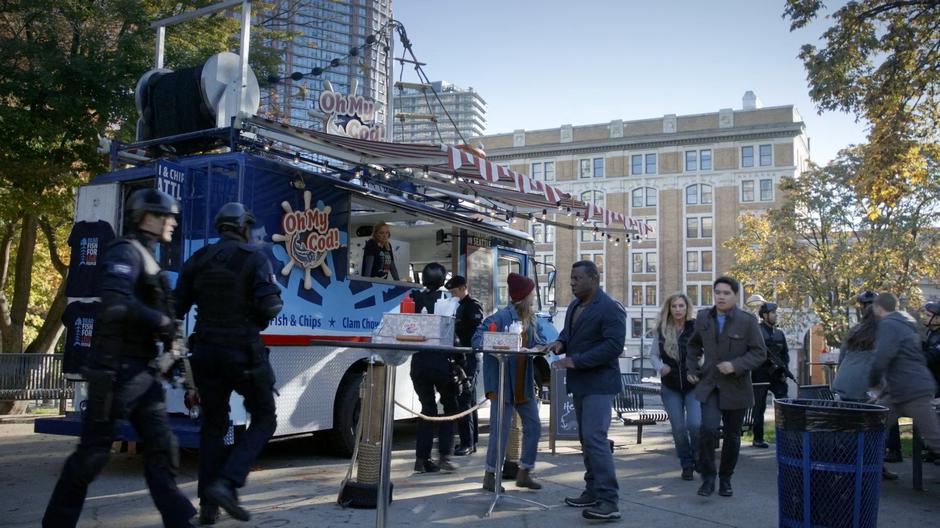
[785,0,940,206]
[726,146,940,345]
[0,1,284,412]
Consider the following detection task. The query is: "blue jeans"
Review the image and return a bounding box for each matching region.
[574,393,618,507]
[485,397,540,473]
[660,386,701,470]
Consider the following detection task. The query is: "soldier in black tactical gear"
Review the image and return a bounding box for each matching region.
[922,302,940,394]
[750,302,790,448]
[44,188,197,528]
[175,202,283,524]
[446,275,484,455]
[410,262,461,473]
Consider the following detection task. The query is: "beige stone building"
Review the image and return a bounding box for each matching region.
[473,93,810,357]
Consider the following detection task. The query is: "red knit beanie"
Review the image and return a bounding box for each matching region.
[507,272,535,302]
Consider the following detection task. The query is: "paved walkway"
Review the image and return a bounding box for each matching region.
[2,409,939,527]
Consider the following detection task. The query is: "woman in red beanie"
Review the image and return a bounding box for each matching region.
[471,272,546,492]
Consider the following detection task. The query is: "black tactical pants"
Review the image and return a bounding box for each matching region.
[190,341,277,505]
[43,359,195,527]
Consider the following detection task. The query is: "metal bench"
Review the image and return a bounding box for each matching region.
[0,354,73,413]
[614,372,667,444]
[797,384,834,400]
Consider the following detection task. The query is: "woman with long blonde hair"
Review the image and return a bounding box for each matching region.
[649,292,700,480]
[361,221,399,280]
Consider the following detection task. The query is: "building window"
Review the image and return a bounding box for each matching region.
[631,187,657,208]
[686,217,699,239]
[700,149,712,171]
[701,250,713,272]
[701,217,713,238]
[631,154,642,175]
[685,150,698,171]
[544,161,555,181]
[686,285,699,306]
[686,184,698,205]
[531,162,543,180]
[759,144,773,166]
[580,253,604,286]
[593,157,604,178]
[741,146,754,168]
[645,219,658,239]
[645,153,657,174]
[632,253,643,273]
[686,184,713,205]
[760,178,773,201]
[645,285,657,306]
[687,251,698,272]
[532,223,555,244]
[631,318,643,338]
[646,252,657,273]
[579,159,591,178]
[702,284,713,305]
[742,180,755,202]
[632,287,643,306]
[701,184,712,204]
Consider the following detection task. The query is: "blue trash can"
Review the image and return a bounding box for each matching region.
[775,399,887,528]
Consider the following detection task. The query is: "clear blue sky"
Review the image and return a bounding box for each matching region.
[393,0,867,165]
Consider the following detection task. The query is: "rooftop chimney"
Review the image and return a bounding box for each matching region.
[742,90,762,111]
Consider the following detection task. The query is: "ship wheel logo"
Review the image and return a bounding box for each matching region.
[272,190,341,290]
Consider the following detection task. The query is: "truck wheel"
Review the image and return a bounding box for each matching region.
[331,372,364,457]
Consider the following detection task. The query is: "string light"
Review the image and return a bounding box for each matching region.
[541,209,547,220]
[266,27,389,84]
[615,238,620,247]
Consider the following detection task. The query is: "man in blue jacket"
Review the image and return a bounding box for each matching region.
[545,260,626,521]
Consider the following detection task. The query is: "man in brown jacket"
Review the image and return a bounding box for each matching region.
[686,276,766,498]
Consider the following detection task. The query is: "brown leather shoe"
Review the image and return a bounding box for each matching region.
[515,468,542,490]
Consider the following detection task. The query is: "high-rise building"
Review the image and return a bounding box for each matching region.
[393,81,486,145]
[261,0,393,131]
[472,93,810,366]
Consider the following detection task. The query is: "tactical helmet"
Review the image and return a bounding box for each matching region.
[923,302,940,317]
[126,188,179,224]
[856,290,877,304]
[214,202,256,232]
[758,302,778,316]
[421,262,447,291]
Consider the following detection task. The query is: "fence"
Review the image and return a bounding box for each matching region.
[0,353,74,403]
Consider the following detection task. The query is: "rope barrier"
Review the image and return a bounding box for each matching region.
[394,398,490,422]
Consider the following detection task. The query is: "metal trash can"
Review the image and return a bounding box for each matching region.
[775,399,888,528]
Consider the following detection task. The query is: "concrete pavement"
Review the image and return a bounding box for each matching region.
[2,409,939,527]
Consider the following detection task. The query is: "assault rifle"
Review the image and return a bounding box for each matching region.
[766,346,797,382]
[154,320,199,397]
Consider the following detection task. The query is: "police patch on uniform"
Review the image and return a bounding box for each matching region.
[110,263,133,276]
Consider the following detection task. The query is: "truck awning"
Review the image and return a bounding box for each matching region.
[240,116,652,236]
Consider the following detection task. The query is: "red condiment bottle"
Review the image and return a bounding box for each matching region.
[488,321,497,332]
[400,293,415,314]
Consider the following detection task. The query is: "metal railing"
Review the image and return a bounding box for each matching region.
[0,353,74,401]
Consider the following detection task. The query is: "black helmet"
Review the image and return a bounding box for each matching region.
[758,302,778,316]
[857,290,877,304]
[214,202,255,232]
[421,262,447,291]
[924,302,940,317]
[126,188,179,224]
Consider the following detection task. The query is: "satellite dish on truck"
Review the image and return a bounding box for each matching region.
[134,51,260,152]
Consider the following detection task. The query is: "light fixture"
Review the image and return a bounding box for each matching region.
[473,192,480,204]
[615,238,620,246]
[263,142,270,151]
[292,153,300,164]
[384,172,391,180]
[541,209,547,220]
[556,201,563,212]
[566,207,572,217]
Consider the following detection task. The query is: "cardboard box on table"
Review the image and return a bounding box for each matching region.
[372,313,455,346]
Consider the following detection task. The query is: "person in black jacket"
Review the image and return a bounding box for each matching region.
[360,221,399,280]
[446,275,484,455]
[44,189,197,528]
[649,292,699,480]
[921,302,940,392]
[175,202,283,524]
[750,302,790,448]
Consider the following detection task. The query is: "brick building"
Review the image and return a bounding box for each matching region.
[472,92,810,357]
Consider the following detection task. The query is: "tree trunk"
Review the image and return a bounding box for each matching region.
[24,282,67,354]
[0,221,16,354]
[9,214,37,354]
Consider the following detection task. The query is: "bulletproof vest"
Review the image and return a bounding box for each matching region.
[191,240,257,333]
[761,324,787,360]
[107,239,172,360]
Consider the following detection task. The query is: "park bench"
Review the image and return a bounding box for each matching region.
[614,372,668,444]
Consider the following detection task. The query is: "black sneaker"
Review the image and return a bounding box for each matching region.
[564,492,599,508]
[698,479,715,497]
[718,480,733,497]
[752,440,769,449]
[414,458,440,473]
[582,502,621,520]
[681,467,694,481]
[454,444,475,456]
[438,457,457,472]
[204,479,250,522]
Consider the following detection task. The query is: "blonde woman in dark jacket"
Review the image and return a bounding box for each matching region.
[649,292,700,480]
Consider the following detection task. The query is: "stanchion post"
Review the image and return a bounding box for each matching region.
[376,357,397,528]
[486,353,509,517]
